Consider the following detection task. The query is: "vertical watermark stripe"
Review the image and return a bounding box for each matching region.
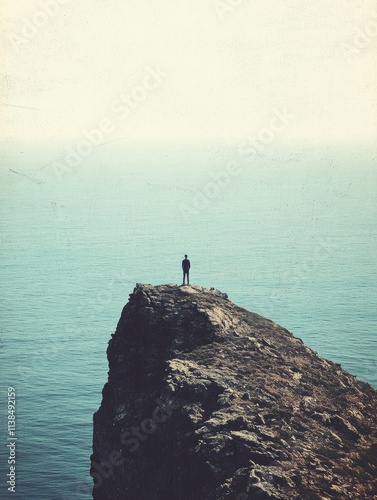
[5,387,17,493]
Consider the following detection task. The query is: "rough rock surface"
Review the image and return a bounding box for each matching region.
[91,284,377,499]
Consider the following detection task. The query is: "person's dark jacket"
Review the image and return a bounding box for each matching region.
[182,259,190,271]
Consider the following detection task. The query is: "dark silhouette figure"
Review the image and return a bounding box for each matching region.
[182,254,191,285]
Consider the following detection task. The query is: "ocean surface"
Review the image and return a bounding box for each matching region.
[0,143,376,499]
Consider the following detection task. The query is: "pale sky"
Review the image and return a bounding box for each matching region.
[1,0,376,144]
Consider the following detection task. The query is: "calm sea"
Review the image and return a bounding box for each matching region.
[0,143,376,499]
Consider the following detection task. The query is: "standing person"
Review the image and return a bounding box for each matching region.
[182,254,191,285]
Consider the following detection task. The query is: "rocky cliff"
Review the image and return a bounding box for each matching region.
[91,284,377,499]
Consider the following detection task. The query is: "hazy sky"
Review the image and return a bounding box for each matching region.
[1,0,376,145]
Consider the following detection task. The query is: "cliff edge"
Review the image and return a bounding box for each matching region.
[91,284,377,499]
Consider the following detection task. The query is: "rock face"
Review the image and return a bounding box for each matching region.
[91,284,377,499]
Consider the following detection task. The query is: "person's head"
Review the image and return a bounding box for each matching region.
[185,254,187,258]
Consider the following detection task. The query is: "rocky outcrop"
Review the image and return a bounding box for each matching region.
[91,284,377,499]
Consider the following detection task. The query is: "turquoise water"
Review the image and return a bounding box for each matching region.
[0,143,376,499]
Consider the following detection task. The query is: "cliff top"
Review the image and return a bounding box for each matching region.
[92,283,377,499]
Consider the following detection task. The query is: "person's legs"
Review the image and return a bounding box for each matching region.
[182,271,186,285]
[187,270,189,285]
